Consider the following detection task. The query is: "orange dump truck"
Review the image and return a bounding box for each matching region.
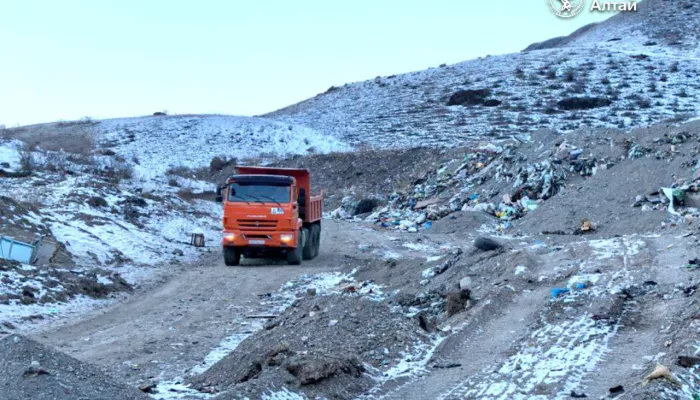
[215,166,322,266]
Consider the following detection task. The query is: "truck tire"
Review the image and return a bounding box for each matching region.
[311,223,321,258]
[223,247,240,266]
[302,227,314,260]
[287,232,303,265]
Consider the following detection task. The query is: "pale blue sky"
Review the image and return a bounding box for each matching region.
[1,1,611,126]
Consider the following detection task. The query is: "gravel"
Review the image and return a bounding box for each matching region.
[0,334,148,400]
[189,295,431,399]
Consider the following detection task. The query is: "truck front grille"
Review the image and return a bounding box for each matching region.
[237,219,278,230]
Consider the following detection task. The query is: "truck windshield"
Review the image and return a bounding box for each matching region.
[228,183,290,203]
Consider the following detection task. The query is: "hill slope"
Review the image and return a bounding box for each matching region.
[266,0,700,148]
[527,0,700,54]
[9,115,349,177]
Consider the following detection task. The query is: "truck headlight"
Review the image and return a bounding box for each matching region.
[280,233,294,243]
[223,233,236,242]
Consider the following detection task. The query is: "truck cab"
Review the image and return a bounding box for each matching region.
[216,167,322,266]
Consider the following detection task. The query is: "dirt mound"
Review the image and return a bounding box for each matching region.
[189,295,430,399]
[0,259,132,308]
[0,334,148,400]
[426,211,497,234]
[271,147,468,209]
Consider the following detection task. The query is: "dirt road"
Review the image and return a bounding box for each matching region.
[29,220,413,387]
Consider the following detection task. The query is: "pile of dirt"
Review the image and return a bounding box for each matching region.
[189,295,430,399]
[0,259,132,307]
[426,211,497,234]
[271,147,468,210]
[0,334,148,400]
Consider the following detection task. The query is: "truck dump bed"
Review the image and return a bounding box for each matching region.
[235,166,323,223]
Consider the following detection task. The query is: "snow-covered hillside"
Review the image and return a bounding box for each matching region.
[9,115,349,178]
[266,0,700,149]
[95,115,349,177]
[529,0,700,55]
[0,139,224,326]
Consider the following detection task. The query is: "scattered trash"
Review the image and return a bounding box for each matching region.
[575,219,595,234]
[683,285,697,297]
[642,364,681,386]
[551,288,570,299]
[459,277,472,291]
[190,232,205,247]
[23,360,50,377]
[687,259,700,271]
[0,235,42,265]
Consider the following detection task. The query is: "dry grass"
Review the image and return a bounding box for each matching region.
[177,188,216,202]
[4,121,96,155]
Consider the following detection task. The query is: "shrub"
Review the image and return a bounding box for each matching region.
[209,156,236,173]
[557,97,613,110]
[563,68,576,82]
[100,163,134,183]
[637,97,652,108]
[87,196,108,208]
[19,150,34,173]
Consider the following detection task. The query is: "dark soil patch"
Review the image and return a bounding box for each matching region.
[0,335,148,400]
[189,295,429,399]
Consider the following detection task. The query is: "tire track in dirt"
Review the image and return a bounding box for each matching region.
[26,220,422,390]
[372,286,550,400]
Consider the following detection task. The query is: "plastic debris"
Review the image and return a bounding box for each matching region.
[551,288,570,299]
[642,364,681,386]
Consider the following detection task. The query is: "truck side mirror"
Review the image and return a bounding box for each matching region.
[215,186,223,202]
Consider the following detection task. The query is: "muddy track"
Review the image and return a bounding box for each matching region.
[29,220,401,386]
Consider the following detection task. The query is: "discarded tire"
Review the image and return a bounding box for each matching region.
[474,237,502,251]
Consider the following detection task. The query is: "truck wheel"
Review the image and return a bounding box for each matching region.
[223,247,240,266]
[311,224,321,258]
[287,232,302,265]
[302,227,314,260]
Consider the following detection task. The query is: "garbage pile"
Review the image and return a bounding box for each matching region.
[330,137,610,233]
[634,176,700,219]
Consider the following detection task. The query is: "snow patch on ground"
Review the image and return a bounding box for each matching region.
[190,321,264,376]
[260,388,308,400]
[435,237,640,399]
[0,140,22,169]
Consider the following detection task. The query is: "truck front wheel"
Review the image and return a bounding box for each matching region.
[286,232,303,265]
[223,247,241,266]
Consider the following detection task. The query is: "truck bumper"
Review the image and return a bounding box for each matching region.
[221,230,297,249]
